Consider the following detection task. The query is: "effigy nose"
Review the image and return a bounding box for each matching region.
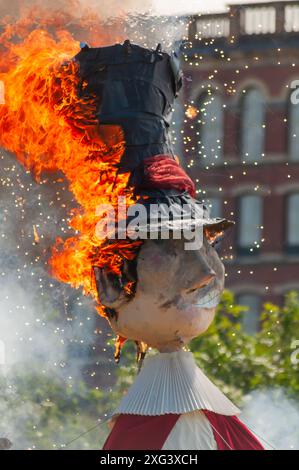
[183,246,217,293]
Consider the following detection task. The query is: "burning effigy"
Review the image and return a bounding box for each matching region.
[75,40,264,451]
[0,11,265,450]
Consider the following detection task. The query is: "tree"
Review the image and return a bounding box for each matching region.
[190,290,299,404]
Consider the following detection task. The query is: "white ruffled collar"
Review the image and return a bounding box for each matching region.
[115,350,240,416]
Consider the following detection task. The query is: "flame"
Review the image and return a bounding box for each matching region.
[33,225,40,244]
[114,335,127,363]
[0,10,140,317]
[185,105,198,120]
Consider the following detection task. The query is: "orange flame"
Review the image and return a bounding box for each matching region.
[0,11,139,317]
[33,225,40,244]
[185,105,198,120]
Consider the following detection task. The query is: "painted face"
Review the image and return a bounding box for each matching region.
[104,236,225,352]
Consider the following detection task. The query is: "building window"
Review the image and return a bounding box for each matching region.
[241,88,265,162]
[286,193,299,252]
[242,7,276,35]
[197,92,223,165]
[238,294,261,334]
[238,195,263,254]
[289,101,299,161]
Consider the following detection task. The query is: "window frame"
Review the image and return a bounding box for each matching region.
[285,192,299,254]
[196,91,224,166]
[237,193,263,256]
[237,293,261,335]
[288,97,299,162]
[240,87,265,163]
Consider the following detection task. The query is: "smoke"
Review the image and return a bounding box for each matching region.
[0,147,114,377]
[0,0,153,19]
[0,149,116,448]
[0,0,188,51]
[241,389,299,450]
[82,0,154,17]
[82,0,189,51]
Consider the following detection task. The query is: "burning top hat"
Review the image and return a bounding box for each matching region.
[74,40,233,240]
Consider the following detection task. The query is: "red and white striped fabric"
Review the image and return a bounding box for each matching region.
[103,351,264,451]
[103,410,264,450]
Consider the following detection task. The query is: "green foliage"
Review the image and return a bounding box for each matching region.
[190,290,299,404]
[0,364,110,450]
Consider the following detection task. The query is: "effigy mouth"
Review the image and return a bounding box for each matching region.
[182,277,223,310]
[191,288,222,309]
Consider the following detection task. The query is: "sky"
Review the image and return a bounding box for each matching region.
[153,0,290,15]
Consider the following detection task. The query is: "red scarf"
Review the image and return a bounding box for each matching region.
[141,155,196,198]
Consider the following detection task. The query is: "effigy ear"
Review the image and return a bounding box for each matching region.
[93,266,128,309]
[93,257,137,309]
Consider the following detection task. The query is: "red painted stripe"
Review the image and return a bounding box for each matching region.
[203,410,264,450]
[103,414,180,450]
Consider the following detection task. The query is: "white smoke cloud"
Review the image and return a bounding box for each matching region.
[0,0,188,51]
[84,0,153,17]
[0,149,115,448]
[0,148,111,374]
[0,0,153,19]
[241,389,299,450]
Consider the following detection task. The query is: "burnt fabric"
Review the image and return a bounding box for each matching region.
[74,42,182,172]
[103,412,264,451]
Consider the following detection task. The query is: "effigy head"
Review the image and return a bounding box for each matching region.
[94,231,225,353]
